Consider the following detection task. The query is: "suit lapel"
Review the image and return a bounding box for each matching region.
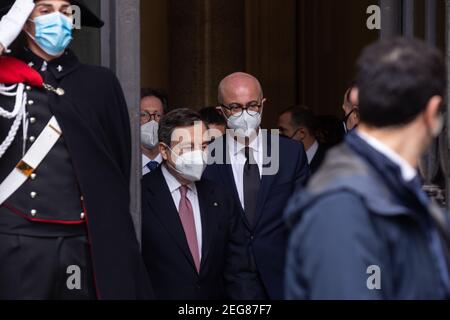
[254,134,277,227]
[196,181,219,270]
[144,168,198,272]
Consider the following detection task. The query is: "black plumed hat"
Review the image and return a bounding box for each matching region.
[0,0,104,28]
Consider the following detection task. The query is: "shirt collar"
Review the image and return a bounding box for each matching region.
[227,130,262,156]
[142,153,163,167]
[161,164,197,195]
[306,140,319,164]
[356,130,417,182]
[15,47,80,80]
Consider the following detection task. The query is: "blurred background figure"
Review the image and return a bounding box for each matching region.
[199,106,227,139]
[285,38,450,300]
[342,82,360,133]
[278,106,327,174]
[141,88,168,176]
[315,115,346,148]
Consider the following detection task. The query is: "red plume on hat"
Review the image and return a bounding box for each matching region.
[0,56,43,87]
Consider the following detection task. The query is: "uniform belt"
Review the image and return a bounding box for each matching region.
[0,116,62,205]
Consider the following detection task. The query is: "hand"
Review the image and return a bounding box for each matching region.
[0,0,35,51]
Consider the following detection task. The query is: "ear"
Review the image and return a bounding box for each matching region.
[353,107,361,121]
[159,143,169,161]
[298,127,307,140]
[216,105,225,115]
[350,87,359,107]
[23,19,36,40]
[424,96,443,126]
[260,98,267,115]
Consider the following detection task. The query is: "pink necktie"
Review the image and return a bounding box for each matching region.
[179,185,201,273]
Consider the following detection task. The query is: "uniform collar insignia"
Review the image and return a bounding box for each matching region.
[14,47,80,80]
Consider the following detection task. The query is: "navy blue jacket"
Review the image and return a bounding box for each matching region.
[203,133,310,299]
[142,167,252,300]
[285,133,450,300]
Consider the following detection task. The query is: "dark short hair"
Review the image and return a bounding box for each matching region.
[281,106,318,136]
[141,88,169,113]
[199,107,226,127]
[159,108,203,147]
[316,115,346,147]
[356,38,446,127]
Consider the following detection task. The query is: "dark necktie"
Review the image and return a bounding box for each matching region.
[146,161,159,172]
[243,147,261,227]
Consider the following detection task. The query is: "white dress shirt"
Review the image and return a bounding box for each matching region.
[161,164,203,258]
[142,153,163,176]
[306,140,319,165]
[226,131,264,210]
[357,130,417,182]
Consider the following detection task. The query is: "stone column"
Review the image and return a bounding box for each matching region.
[101,0,142,244]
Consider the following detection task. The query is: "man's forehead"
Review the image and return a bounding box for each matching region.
[34,0,71,5]
[280,112,293,122]
[141,95,163,107]
[172,124,206,138]
[221,85,262,105]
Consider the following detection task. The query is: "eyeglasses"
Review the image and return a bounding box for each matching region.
[220,102,263,117]
[140,111,162,123]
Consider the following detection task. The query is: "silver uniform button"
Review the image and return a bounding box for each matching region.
[29,136,36,143]
[30,192,37,199]
[28,100,34,106]
[30,117,36,124]
[31,210,37,216]
[30,173,37,180]
[80,212,85,220]
[26,86,31,91]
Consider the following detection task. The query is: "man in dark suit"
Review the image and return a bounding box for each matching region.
[142,108,251,300]
[203,72,310,300]
[278,106,328,175]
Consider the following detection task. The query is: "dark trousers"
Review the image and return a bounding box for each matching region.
[0,233,96,300]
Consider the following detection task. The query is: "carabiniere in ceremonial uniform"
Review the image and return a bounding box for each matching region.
[0,0,153,300]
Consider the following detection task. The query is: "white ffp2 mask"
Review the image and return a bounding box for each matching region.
[170,149,207,182]
[141,120,159,149]
[227,111,262,138]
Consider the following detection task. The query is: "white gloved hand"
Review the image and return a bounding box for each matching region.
[0,0,35,52]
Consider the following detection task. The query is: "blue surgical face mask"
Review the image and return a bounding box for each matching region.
[28,12,73,56]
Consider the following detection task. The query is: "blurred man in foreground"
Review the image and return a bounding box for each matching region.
[285,38,450,300]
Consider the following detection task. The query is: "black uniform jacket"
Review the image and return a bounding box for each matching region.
[0,48,153,299]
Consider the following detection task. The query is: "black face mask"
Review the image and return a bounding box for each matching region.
[343,109,358,133]
[281,129,300,140]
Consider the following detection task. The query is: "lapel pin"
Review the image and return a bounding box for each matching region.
[213,202,219,207]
